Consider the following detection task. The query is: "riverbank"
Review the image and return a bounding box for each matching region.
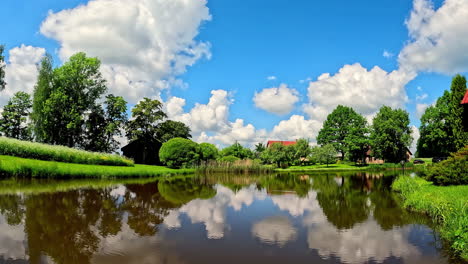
[276,162,413,172]
[392,176,468,260]
[0,155,194,178]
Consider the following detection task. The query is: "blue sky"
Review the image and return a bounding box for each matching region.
[1,0,466,148]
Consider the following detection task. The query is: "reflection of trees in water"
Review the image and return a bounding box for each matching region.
[0,178,216,264]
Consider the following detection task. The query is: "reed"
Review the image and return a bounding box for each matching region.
[196,159,274,174]
[0,137,133,166]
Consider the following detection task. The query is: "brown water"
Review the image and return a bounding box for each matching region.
[0,172,464,264]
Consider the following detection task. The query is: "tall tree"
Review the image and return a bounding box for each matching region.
[0,45,6,91]
[126,97,167,143]
[447,74,467,151]
[84,94,128,152]
[156,120,191,143]
[0,92,32,140]
[220,142,253,159]
[317,105,368,160]
[292,138,311,165]
[417,91,452,157]
[31,54,54,142]
[315,144,337,167]
[370,106,412,163]
[254,143,266,158]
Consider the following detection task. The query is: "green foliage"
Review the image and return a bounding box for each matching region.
[159,138,200,168]
[84,94,128,152]
[392,176,468,259]
[0,137,133,166]
[197,158,273,174]
[220,142,253,159]
[0,155,192,178]
[0,45,6,91]
[261,143,291,167]
[126,98,167,142]
[156,120,191,143]
[370,106,412,163]
[314,144,337,167]
[31,52,107,148]
[218,155,240,162]
[447,75,468,150]
[425,146,468,186]
[199,142,219,161]
[0,92,32,140]
[291,138,311,165]
[254,142,266,158]
[317,105,369,160]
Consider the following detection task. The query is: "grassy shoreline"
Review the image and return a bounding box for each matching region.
[0,155,193,178]
[392,176,468,260]
[275,162,413,172]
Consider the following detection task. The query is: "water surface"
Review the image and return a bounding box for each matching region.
[0,172,463,264]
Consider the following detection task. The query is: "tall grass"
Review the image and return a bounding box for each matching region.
[0,155,193,178]
[392,176,468,260]
[197,159,274,174]
[0,137,133,166]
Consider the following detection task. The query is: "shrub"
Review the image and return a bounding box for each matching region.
[199,143,219,161]
[159,138,200,168]
[0,136,133,166]
[219,155,240,162]
[425,146,468,186]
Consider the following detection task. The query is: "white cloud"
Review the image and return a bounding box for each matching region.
[267,76,277,81]
[383,50,394,58]
[40,0,211,103]
[0,45,46,107]
[416,93,428,101]
[303,63,415,122]
[410,125,420,155]
[253,84,299,115]
[251,216,297,246]
[399,0,468,74]
[416,103,429,118]
[270,115,321,142]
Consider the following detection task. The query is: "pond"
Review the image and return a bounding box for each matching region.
[0,171,464,264]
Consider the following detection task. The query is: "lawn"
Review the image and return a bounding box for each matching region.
[0,155,194,178]
[276,163,369,171]
[392,176,468,260]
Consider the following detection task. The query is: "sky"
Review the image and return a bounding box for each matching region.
[1,0,467,151]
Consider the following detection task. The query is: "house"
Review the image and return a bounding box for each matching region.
[266,140,297,148]
[121,138,162,165]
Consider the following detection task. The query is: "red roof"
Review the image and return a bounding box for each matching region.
[462,90,468,105]
[266,140,297,147]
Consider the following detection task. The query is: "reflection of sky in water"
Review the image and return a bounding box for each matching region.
[0,182,452,264]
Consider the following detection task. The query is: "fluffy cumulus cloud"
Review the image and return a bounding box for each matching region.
[40,0,211,102]
[251,216,297,246]
[270,115,321,142]
[0,45,45,107]
[253,84,299,115]
[303,63,414,121]
[410,125,420,154]
[416,103,429,118]
[399,0,468,74]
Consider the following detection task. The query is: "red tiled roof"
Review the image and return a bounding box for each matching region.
[266,140,297,147]
[462,90,468,105]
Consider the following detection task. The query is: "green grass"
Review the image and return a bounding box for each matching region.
[411,157,433,165]
[0,155,193,178]
[277,162,414,172]
[0,137,133,166]
[392,176,468,260]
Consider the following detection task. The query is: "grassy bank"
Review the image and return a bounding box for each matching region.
[276,162,413,172]
[0,137,133,166]
[197,160,274,174]
[392,176,468,260]
[0,155,193,178]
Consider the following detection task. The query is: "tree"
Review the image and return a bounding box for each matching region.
[317,105,368,160]
[31,54,54,142]
[0,92,32,140]
[292,138,311,165]
[156,120,191,143]
[261,143,290,167]
[220,142,253,159]
[126,98,167,143]
[447,74,467,151]
[254,143,266,158]
[417,91,452,157]
[315,144,337,167]
[84,94,128,152]
[159,138,200,168]
[199,143,219,161]
[31,52,107,147]
[0,45,6,91]
[370,106,412,163]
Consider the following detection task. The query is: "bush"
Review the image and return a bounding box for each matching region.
[0,137,133,166]
[425,146,468,186]
[159,138,200,168]
[219,155,240,162]
[199,143,219,161]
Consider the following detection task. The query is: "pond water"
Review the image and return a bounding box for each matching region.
[0,172,464,264]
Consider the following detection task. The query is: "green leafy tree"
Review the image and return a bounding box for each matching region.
[417,91,452,157]
[254,143,266,158]
[84,94,128,152]
[156,120,191,143]
[261,143,290,167]
[317,105,368,160]
[292,138,311,165]
[0,45,6,91]
[315,144,337,167]
[31,54,54,142]
[126,98,167,143]
[370,106,412,163]
[159,138,200,168]
[220,142,253,159]
[199,142,219,161]
[447,74,468,151]
[0,92,32,140]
